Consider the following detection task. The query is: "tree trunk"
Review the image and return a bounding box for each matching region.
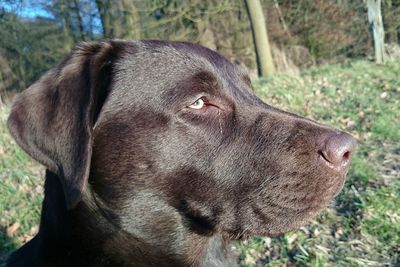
[72,0,86,41]
[367,0,386,64]
[59,0,73,51]
[121,0,141,40]
[245,0,275,77]
[0,53,17,96]
[196,17,217,51]
[96,0,112,38]
[96,0,141,39]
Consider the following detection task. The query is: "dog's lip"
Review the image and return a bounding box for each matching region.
[332,176,346,197]
[265,232,285,238]
[318,153,350,172]
[260,214,316,238]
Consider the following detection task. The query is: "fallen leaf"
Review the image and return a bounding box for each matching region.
[30,225,39,236]
[7,222,20,237]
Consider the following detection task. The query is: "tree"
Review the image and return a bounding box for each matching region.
[245,0,275,77]
[95,0,141,39]
[367,0,386,63]
[0,52,19,97]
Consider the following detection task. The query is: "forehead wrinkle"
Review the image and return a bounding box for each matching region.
[188,48,254,107]
[159,71,224,111]
[109,41,254,115]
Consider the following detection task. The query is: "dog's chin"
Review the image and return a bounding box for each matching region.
[332,175,347,197]
[313,174,346,204]
[221,207,321,241]
[264,182,347,238]
[274,210,318,233]
[252,193,341,239]
[227,219,314,241]
[221,181,346,241]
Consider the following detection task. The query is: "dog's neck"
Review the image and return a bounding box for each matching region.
[8,171,237,267]
[7,171,91,266]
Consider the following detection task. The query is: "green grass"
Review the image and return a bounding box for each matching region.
[234,60,400,266]
[0,105,43,265]
[0,60,399,266]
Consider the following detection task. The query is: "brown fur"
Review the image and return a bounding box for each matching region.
[7,40,356,267]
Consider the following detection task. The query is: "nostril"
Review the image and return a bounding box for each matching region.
[318,149,331,163]
[319,132,357,169]
[343,151,351,161]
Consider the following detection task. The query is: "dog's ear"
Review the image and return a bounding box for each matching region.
[7,41,120,209]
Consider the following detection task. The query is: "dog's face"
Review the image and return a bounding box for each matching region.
[8,41,356,246]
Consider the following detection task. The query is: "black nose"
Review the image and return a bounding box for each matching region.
[319,132,357,169]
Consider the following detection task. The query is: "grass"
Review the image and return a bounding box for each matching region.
[0,104,44,266]
[0,60,399,266]
[234,60,400,266]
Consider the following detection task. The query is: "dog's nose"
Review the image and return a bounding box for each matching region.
[319,132,357,169]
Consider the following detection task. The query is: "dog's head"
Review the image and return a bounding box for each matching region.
[8,41,356,241]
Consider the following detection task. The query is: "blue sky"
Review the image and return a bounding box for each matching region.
[0,1,103,35]
[0,1,54,19]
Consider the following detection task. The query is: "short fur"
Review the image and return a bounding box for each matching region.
[7,40,355,267]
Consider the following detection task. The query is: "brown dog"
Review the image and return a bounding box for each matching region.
[7,40,356,267]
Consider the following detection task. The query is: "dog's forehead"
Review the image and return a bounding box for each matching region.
[115,41,247,82]
[102,41,252,113]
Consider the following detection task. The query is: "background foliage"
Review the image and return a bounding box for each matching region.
[0,0,399,266]
[1,0,400,97]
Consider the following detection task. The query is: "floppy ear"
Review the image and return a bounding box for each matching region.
[7,41,120,209]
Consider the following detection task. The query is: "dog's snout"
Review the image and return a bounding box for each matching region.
[318,132,357,169]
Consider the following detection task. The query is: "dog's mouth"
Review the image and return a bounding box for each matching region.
[330,175,347,199]
[177,175,346,240]
[307,175,346,210]
[260,175,347,236]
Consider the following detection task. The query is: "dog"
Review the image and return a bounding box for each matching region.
[6,40,356,267]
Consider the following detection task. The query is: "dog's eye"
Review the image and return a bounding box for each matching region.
[188,98,205,110]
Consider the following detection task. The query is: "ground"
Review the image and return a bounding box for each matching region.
[0,60,399,267]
